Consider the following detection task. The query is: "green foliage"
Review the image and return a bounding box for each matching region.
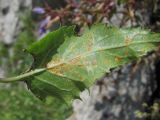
[135,102,160,120]
[0,14,34,76]
[0,14,72,120]
[0,88,72,120]
[24,24,160,105]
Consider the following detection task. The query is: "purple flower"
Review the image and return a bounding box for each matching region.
[33,7,45,14]
[39,16,51,28]
[38,16,51,36]
[38,27,46,36]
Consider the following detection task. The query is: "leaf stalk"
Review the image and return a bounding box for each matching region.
[0,68,45,83]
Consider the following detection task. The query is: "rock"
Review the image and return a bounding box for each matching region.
[0,0,32,44]
[68,1,160,120]
[70,53,159,120]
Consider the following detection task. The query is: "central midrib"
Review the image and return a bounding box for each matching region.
[47,40,159,70]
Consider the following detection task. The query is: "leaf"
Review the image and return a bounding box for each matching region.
[25,24,160,105]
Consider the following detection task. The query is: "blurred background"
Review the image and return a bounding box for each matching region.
[0,0,160,120]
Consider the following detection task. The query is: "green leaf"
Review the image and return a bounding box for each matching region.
[25,24,160,105]
[27,26,75,68]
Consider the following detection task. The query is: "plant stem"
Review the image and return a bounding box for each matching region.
[0,68,46,83]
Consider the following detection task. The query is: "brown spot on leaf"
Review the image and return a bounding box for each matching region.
[115,56,122,62]
[125,50,129,56]
[47,56,62,67]
[87,34,94,52]
[47,53,86,77]
[125,36,132,46]
[69,55,82,65]
[71,71,84,81]
[48,63,65,76]
[87,41,93,51]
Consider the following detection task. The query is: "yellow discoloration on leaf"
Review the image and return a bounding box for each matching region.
[125,50,129,56]
[105,59,108,64]
[115,56,122,62]
[48,63,65,76]
[69,55,82,65]
[72,71,84,81]
[26,25,160,105]
[86,33,94,52]
[125,36,132,46]
[87,42,93,51]
[47,56,62,67]
[47,54,85,77]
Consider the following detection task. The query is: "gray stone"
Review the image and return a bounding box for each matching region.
[0,0,32,44]
[67,1,159,119]
[69,53,158,120]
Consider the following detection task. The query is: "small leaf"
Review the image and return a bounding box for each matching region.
[25,24,160,105]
